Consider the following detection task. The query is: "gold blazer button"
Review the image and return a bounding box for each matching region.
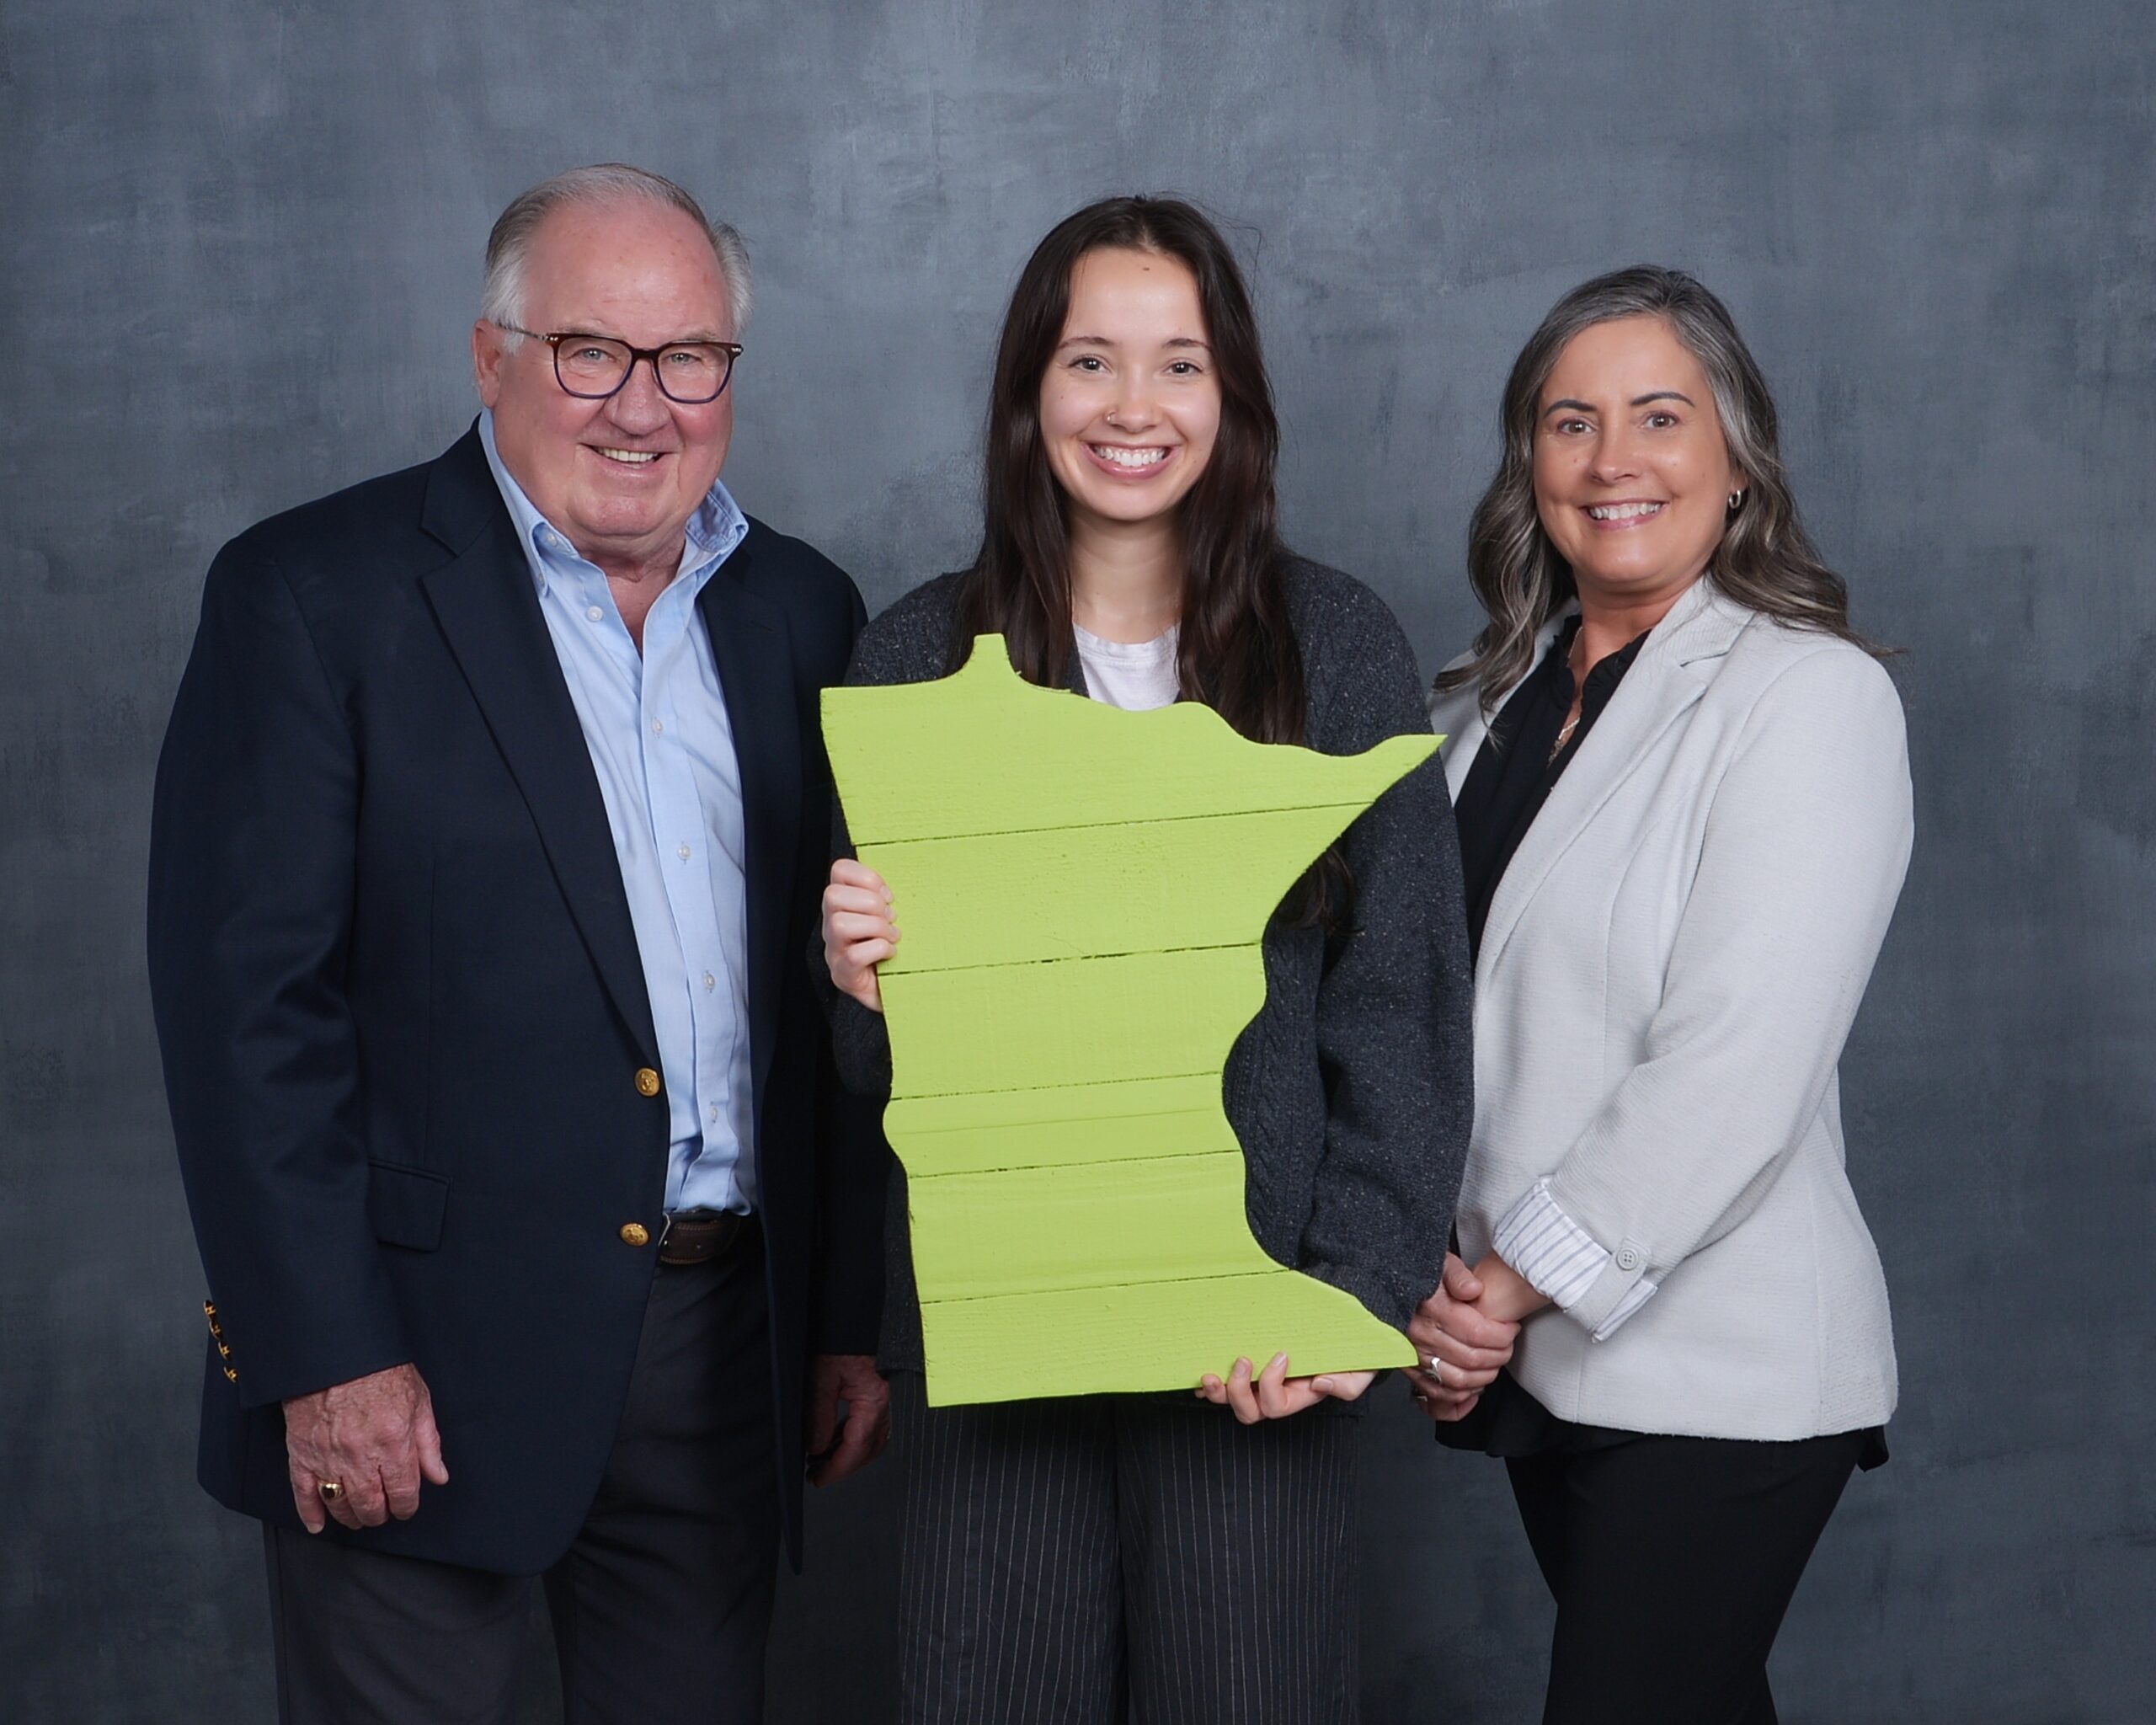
[633,1067,661,1097]
[620,1222,651,1247]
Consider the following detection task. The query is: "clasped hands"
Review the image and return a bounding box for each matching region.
[1404,1251,1545,1423]
[1195,1250,1546,1426]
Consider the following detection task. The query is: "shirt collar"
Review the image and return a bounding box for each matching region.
[1549,612,1652,709]
[476,409,748,597]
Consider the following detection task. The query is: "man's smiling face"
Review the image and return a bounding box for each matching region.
[473,197,736,572]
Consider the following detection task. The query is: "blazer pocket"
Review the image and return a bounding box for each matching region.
[366,1160,451,1251]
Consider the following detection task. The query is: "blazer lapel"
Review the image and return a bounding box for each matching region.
[1475,580,1753,984]
[695,528,799,1115]
[1427,606,1576,800]
[417,435,659,1064]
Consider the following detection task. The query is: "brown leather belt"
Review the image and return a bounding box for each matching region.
[659,1209,756,1267]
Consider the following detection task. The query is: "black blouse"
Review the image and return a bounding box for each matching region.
[1452,613,1645,960]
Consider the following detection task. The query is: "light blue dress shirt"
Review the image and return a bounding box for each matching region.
[478,411,756,1214]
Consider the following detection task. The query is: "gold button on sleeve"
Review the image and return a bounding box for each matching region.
[633,1067,661,1097]
[620,1222,650,1247]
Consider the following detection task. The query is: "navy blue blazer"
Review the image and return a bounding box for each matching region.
[147,427,887,1573]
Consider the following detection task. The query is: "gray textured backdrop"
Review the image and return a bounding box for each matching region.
[3,1,2151,1720]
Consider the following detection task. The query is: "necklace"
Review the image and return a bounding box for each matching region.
[1549,633,1588,762]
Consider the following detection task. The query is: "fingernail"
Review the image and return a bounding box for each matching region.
[1269,1353,1288,1372]
[1312,1376,1334,1392]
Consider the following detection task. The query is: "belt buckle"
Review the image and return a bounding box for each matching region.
[658,1208,731,1266]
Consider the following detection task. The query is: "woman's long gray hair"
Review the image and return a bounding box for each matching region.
[1438,265,1882,708]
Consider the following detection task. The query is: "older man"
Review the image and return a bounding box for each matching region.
[148,164,889,1722]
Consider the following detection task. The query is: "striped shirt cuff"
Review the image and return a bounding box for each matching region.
[1491,1179,1657,1341]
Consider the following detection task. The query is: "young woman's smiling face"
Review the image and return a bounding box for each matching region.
[1039,246,1221,537]
[1533,313,1744,610]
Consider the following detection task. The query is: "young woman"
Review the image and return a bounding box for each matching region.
[1417,266,1911,1724]
[819,197,1473,1723]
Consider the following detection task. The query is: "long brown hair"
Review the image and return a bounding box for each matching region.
[1439,265,1886,708]
[953,196,1311,748]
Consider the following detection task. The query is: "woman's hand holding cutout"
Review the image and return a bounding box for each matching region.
[822,858,897,1012]
[1197,1354,1377,1423]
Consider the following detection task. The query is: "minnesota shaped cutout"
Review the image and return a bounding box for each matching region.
[825,635,1435,1405]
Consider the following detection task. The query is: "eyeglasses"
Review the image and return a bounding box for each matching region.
[497,323,743,404]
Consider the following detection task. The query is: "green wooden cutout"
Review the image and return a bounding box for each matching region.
[823,634,1439,1405]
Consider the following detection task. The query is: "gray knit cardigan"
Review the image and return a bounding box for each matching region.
[825,559,1475,1371]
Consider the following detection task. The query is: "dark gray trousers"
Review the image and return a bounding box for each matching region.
[264,1238,778,1725]
[893,1370,1362,1725]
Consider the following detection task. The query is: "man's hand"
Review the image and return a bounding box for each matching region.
[282,1363,448,1532]
[806,1353,891,1486]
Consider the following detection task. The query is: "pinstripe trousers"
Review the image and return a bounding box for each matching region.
[892,1370,1362,1724]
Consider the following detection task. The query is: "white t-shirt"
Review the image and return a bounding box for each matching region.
[1073,622,1180,712]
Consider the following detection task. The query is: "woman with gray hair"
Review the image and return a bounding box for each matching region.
[1417,266,1911,1723]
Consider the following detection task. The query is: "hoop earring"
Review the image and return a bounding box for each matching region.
[1726,489,1746,511]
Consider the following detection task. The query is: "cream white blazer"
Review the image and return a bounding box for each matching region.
[1428,579,1912,1439]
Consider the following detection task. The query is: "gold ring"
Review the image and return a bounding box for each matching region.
[318,1480,345,1503]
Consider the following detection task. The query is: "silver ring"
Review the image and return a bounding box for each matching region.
[1426,1355,1447,1386]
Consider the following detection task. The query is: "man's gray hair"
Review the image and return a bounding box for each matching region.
[481,163,752,339]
